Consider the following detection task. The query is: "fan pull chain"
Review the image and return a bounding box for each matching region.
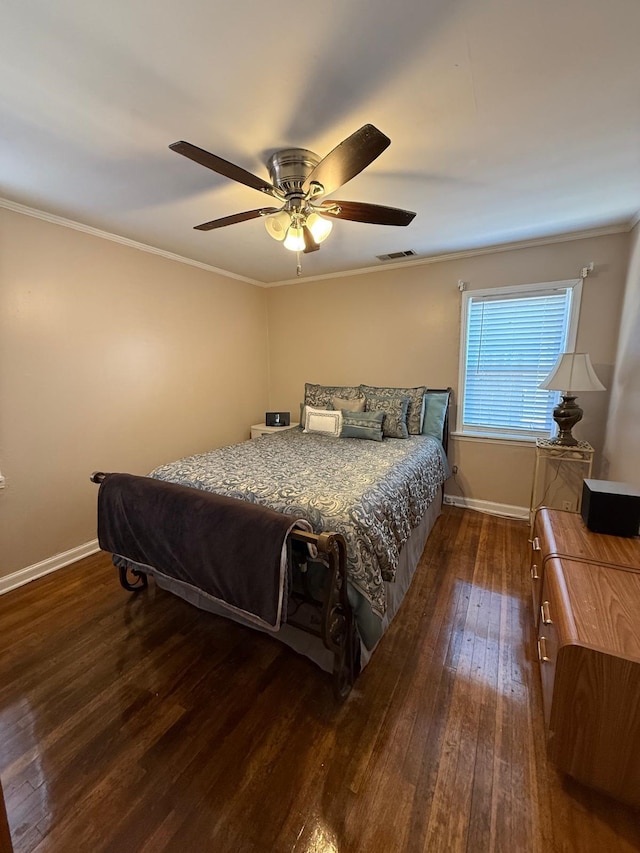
[296,252,302,277]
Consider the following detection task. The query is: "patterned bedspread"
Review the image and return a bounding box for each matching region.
[150,430,449,618]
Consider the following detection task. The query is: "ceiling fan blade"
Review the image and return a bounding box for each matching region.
[320,200,416,226]
[303,225,320,253]
[170,141,280,198]
[194,208,279,231]
[302,125,391,198]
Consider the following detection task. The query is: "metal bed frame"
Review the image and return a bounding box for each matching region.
[90,471,358,699]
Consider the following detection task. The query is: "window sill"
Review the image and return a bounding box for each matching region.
[451,430,541,447]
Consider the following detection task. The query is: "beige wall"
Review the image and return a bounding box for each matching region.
[266,232,629,511]
[0,208,269,577]
[604,222,640,484]
[0,209,631,579]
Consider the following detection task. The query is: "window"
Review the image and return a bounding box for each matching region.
[458,280,582,439]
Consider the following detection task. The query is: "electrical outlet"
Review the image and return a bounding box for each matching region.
[562,500,574,511]
[452,465,459,475]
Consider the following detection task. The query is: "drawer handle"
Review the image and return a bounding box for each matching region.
[537,636,550,663]
[540,600,552,625]
[530,563,540,580]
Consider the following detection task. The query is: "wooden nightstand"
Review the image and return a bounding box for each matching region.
[250,423,299,440]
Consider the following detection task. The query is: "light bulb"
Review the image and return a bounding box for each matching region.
[284,225,305,252]
[264,210,291,241]
[306,212,333,243]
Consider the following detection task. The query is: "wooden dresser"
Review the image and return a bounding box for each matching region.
[530,508,640,807]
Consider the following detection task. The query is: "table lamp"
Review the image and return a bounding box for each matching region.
[538,352,605,446]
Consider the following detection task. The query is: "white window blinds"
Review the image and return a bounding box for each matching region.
[461,286,575,436]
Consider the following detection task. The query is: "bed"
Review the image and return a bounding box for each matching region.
[93,384,451,697]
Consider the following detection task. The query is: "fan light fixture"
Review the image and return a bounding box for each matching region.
[265,209,333,252]
[169,125,416,275]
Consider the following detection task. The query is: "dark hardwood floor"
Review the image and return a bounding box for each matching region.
[1,506,639,852]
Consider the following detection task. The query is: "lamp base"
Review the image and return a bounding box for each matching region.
[550,394,583,446]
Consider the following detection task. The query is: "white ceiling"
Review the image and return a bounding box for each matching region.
[1,0,639,285]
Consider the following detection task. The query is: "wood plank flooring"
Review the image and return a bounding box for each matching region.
[1,506,639,852]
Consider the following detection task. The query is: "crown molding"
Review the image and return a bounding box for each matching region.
[0,197,264,287]
[1,196,633,289]
[269,221,633,287]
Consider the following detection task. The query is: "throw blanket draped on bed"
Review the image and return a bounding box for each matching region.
[97,472,310,631]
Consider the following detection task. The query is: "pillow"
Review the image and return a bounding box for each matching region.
[422,390,450,441]
[340,410,384,442]
[365,394,410,439]
[359,384,427,434]
[304,383,361,410]
[332,394,366,412]
[303,406,343,437]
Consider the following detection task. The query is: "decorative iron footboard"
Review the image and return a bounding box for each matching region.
[90,471,357,698]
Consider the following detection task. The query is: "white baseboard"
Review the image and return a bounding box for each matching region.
[0,496,528,596]
[443,494,529,521]
[0,539,100,596]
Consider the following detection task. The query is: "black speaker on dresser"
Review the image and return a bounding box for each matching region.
[581,479,640,537]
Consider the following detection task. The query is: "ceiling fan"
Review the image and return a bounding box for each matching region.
[169,124,416,256]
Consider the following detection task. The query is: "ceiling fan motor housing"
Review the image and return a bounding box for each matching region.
[266,148,320,198]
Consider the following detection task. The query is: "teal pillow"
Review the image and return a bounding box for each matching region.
[422,391,450,441]
[365,394,410,439]
[341,410,384,442]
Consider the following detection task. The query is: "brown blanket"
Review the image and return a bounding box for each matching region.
[97,472,309,631]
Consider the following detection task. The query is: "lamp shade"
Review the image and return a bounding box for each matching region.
[306,212,333,243]
[264,210,291,241]
[538,352,606,392]
[283,224,305,252]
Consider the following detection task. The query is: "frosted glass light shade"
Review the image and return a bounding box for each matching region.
[539,353,606,393]
[283,225,305,252]
[306,212,333,243]
[264,210,291,241]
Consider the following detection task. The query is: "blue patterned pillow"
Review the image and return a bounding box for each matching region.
[360,384,426,434]
[340,410,384,441]
[304,383,362,410]
[365,394,410,439]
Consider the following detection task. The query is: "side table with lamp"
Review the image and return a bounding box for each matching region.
[529,352,605,527]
